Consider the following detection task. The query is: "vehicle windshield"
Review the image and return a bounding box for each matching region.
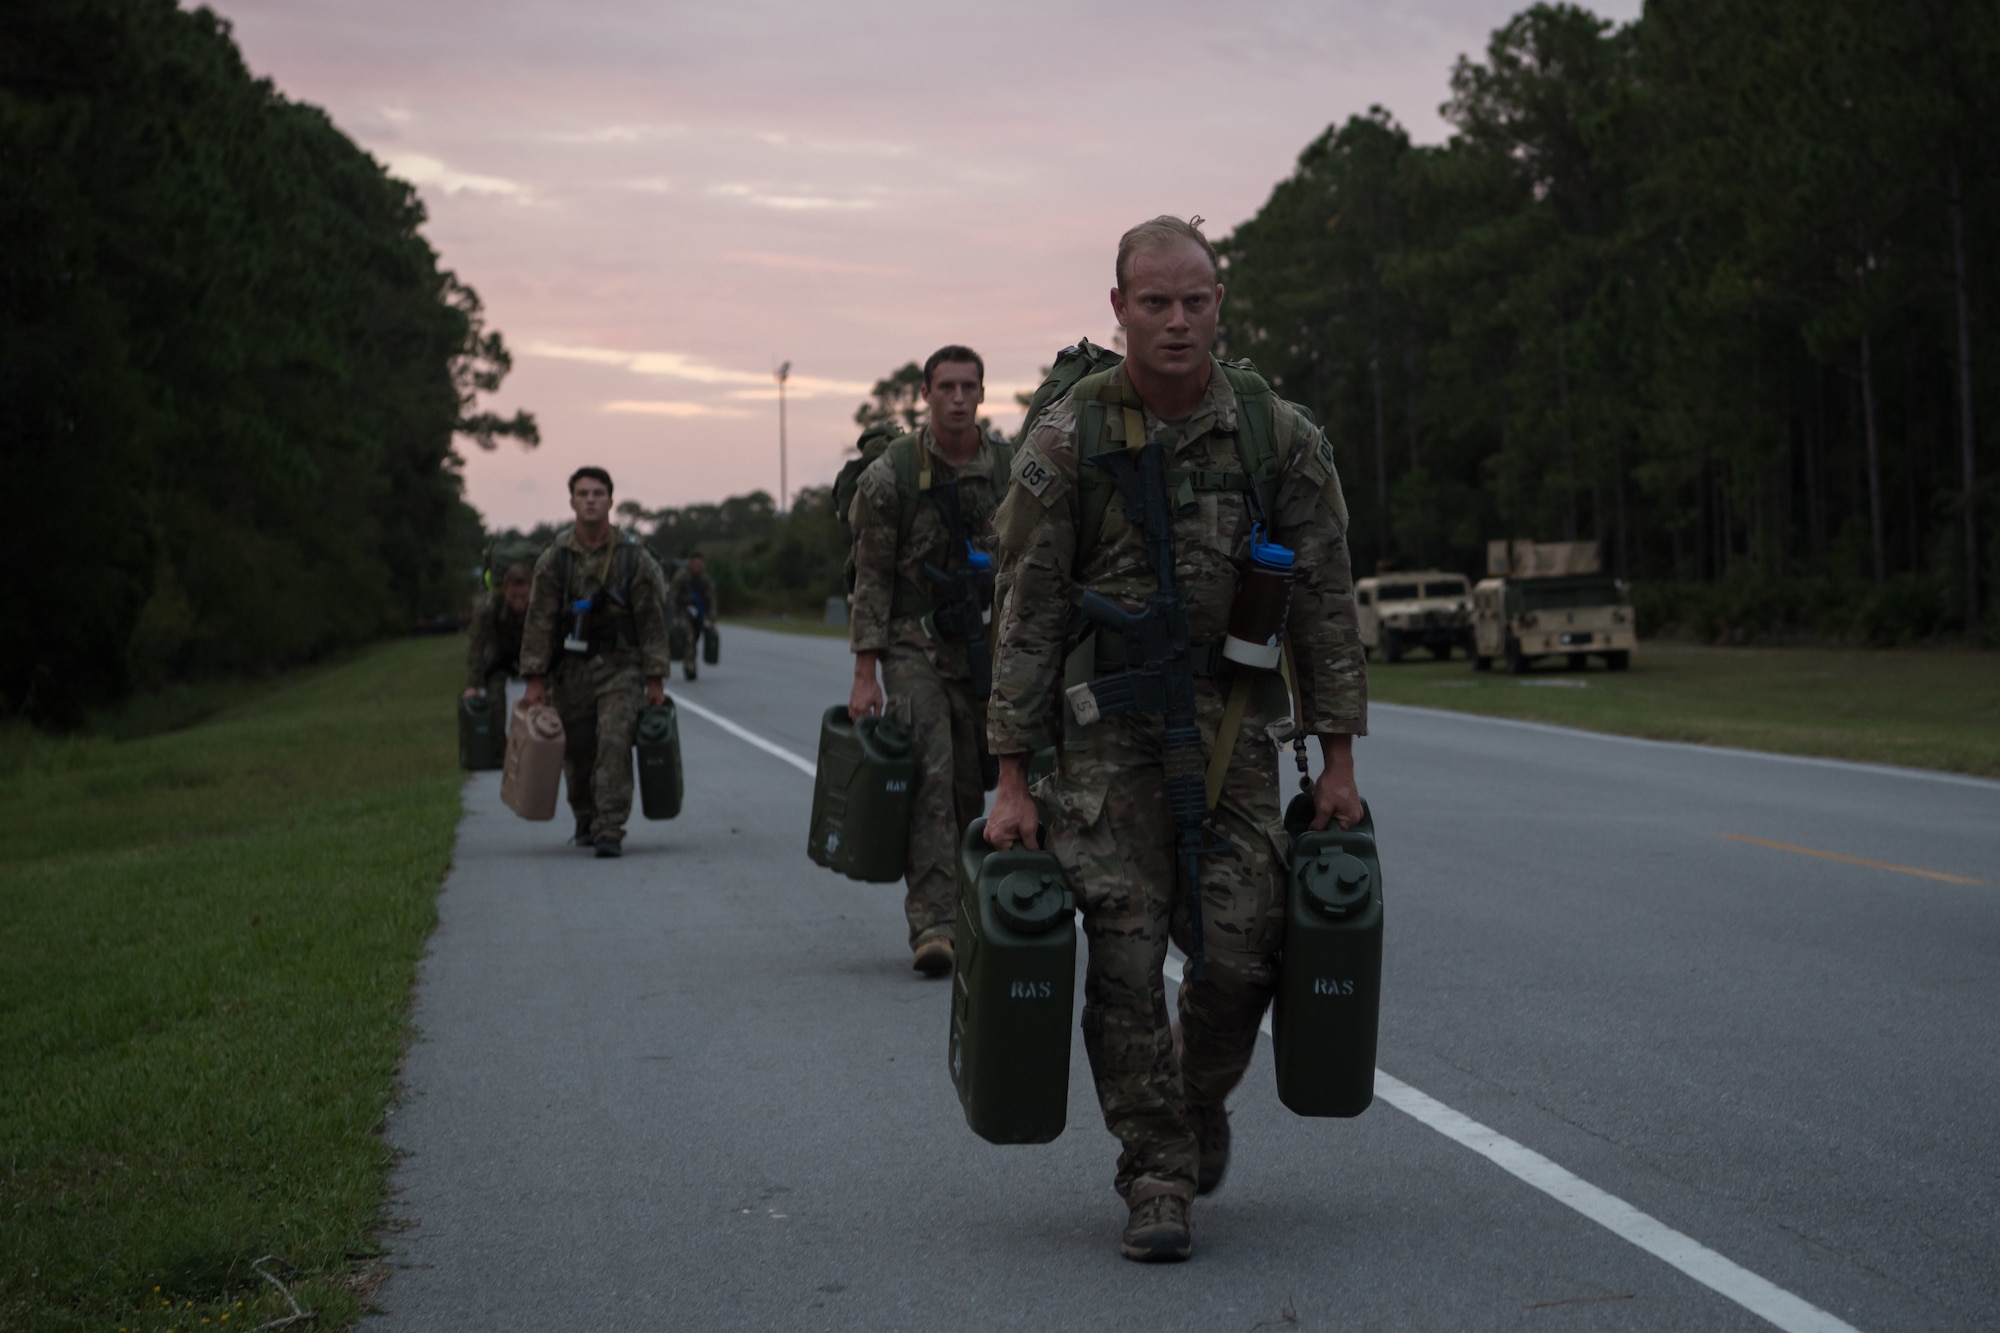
[1423,580,1468,599]
[1377,582,1422,601]
[1517,579,1623,612]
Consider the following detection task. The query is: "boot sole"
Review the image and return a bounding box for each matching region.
[1119,1233,1193,1263]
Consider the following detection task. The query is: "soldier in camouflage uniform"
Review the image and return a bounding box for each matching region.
[520,467,674,858]
[984,218,1366,1262]
[848,346,1007,977]
[667,552,716,681]
[463,563,531,713]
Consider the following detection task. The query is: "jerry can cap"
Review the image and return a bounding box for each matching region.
[1301,850,1371,919]
[636,704,676,743]
[861,712,913,756]
[993,868,1066,934]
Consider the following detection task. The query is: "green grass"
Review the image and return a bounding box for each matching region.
[1367,641,2000,777]
[723,613,850,639]
[0,638,464,1332]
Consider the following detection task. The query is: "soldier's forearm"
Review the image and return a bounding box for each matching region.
[853,649,880,679]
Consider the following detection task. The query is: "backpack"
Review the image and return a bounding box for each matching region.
[1016,344,1288,570]
[835,421,1014,599]
[481,536,545,590]
[1013,337,1125,447]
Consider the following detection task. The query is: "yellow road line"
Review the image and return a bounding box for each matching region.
[1719,834,1986,886]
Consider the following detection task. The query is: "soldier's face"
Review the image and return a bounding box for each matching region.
[1111,240,1223,382]
[504,581,531,614]
[688,557,705,575]
[570,478,612,525]
[922,360,984,434]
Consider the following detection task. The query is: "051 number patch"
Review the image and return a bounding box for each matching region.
[1015,451,1056,496]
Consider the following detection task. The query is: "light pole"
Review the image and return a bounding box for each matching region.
[775,360,791,515]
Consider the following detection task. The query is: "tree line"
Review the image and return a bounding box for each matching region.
[1221,0,1999,645]
[0,0,534,726]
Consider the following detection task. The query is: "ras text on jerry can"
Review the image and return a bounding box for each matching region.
[949,816,1076,1145]
[806,706,914,882]
[1272,796,1384,1117]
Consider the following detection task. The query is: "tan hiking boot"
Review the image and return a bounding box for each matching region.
[912,938,954,977]
[1120,1195,1193,1263]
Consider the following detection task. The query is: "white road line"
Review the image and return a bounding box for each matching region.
[1375,701,2000,792]
[672,695,816,779]
[688,696,1864,1333]
[1161,957,1860,1333]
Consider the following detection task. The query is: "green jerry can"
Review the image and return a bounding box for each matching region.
[806,706,914,882]
[635,701,684,820]
[1272,795,1383,1118]
[949,816,1077,1145]
[458,693,504,771]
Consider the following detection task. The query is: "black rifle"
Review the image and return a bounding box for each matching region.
[921,479,996,701]
[1073,440,1227,980]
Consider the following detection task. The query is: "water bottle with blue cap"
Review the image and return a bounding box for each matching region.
[1222,524,1294,670]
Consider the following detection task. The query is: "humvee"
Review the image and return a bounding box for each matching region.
[1472,540,1636,673]
[1356,570,1475,663]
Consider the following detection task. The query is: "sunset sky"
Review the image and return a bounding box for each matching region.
[218,0,1638,530]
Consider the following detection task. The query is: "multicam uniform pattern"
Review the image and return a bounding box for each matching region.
[666,565,716,677]
[848,428,1005,951]
[986,360,1366,1206]
[465,589,527,704]
[520,529,673,843]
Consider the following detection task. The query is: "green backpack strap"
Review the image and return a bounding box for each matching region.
[1218,362,1281,524]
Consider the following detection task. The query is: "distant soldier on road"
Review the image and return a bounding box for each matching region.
[848,345,1010,977]
[668,552,716,681]
[983,218,1367,1261]
[520,467,673,858]
[464,563,531,708]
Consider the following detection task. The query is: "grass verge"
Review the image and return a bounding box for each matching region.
[0,637,464,1332]
[1366,641,2000,777]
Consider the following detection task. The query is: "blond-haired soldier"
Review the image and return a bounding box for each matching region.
[984,217,1366,1262]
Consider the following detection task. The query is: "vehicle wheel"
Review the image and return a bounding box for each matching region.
[1606,650,1630,672]
[1504,637,1527,675]
[1473,654,1493,673]
[1383,630,1404,665]
[1566,652,1587,671]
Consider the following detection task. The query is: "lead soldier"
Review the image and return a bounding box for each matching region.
[983,218,1367,1261]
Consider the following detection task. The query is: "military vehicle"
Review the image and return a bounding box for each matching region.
[1355,570,1474,663]
[1471,540,1636,673]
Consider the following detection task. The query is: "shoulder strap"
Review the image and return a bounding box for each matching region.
[886,432,926,540]
[1219,364,1280,521]
[1070,368,1120,575]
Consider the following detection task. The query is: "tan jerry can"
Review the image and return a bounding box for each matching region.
[501,700,566,820]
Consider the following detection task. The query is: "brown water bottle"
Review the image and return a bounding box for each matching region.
[1223,527,1294,670]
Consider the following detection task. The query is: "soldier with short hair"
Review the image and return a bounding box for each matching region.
[667,552,716,681]
[848,345,1009,976]
[983,217,1366,1261]
[520,467,673,858]
[464,563,532,708]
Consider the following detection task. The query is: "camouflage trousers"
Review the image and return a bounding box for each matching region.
[671,613,698,676]
[882,647,985,951]
[551,650,643,841]
[1041,677,1288,1205]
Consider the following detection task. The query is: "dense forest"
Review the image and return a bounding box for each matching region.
[0,0,534,725]
[1221,0,1999,644]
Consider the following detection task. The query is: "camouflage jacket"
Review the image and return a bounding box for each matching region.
[667,567,715,623]
[519,527,673,679]
[464,590,527,689]
[846,427,1004,678]
[986,359,1366,755]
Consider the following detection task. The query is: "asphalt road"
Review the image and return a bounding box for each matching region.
[369,626,2000,1331]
